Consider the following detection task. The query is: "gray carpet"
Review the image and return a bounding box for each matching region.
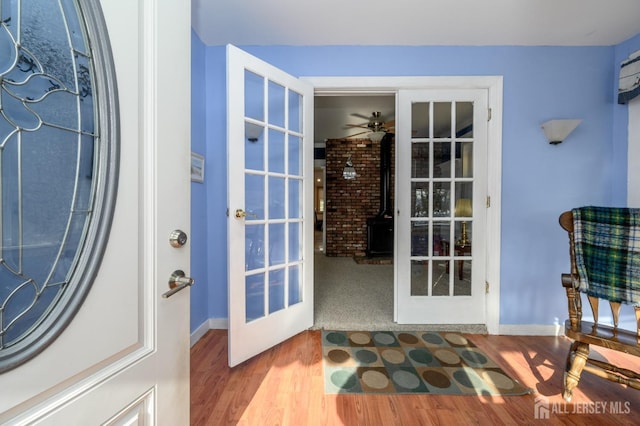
[312,254,486,333]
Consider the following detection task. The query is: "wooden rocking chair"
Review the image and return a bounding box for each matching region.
[559,207,640,402]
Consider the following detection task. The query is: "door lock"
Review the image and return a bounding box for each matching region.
[169,230,188,248]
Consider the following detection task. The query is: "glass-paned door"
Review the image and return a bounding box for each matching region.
[227,45,313,367]
[397,89,487,324]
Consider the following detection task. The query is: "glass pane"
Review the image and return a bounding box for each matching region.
[268,177,285,219]
[411,102,429,138]
[456,102,473,138]
[433,142,452,178]
[410,222,429,256]
[455,221,473,249]
[433,182,450,217]
[245,224,265,271]
[289,179,302,219]
[269,268,285,313]
[289,135,302,176]
[269,223,285,266]
[268,80,285,128]
[411,143,429,178]
[454,260,472,296]
[411,183,429,217]
[454,182,473,216]
[289,265,302,306]
[268,129,285,173]
[244,70,264,121]
[245,174,265,220]
[433,102,451,138]
[455,142,473,178]
[432,259,450,296]
[433,222,450,256]
[289,222,301,261]
[288,90,302,133]
[410,260,428,296]
[246,273,265,322]
[245,123,264,171]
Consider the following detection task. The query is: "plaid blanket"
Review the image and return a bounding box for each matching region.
[572,206,640,306]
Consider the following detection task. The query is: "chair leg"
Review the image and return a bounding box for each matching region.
[563,341,589,402]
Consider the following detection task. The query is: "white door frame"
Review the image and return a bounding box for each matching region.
[302,76,503,334]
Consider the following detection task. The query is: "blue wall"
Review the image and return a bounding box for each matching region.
[190,36,639,332]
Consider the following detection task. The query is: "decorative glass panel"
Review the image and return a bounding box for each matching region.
[0,0,118,372]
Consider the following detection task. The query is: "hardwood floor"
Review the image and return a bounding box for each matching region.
[191,330,639,425]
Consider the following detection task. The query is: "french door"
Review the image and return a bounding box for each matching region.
[396,89,488,324]
[227,46,314,367]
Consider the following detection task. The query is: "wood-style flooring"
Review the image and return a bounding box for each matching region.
[191,330,639,425]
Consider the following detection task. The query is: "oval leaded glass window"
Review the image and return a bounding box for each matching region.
[0,0,118,372]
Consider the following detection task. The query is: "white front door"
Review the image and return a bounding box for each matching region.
[396,89,488,324]
[227,45,314,367]
[0,1,191,424]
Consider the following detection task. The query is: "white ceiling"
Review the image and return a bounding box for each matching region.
[192,0,640,47]
[192,0,640,145]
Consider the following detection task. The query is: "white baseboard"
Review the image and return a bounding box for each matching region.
[498,324,563,336]
[190,318,229,347]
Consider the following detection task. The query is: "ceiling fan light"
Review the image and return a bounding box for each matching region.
[368,131,386,142]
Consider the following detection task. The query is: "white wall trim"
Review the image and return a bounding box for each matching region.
[499,324,564,336]
[303,75,503,334]
[190,318,229,347]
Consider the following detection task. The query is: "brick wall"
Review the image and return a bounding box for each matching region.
[325,137,395,257]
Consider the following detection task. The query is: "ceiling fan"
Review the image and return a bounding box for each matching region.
[345,111,395,138]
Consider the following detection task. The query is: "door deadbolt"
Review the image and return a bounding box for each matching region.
[169,230,188,248]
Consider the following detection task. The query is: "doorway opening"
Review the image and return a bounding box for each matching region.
[312,94,398,330]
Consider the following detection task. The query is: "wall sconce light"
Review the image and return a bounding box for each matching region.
[342,155,356,180]
[540,119,582,145]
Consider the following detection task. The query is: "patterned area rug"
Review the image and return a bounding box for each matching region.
[322,330,531,395]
